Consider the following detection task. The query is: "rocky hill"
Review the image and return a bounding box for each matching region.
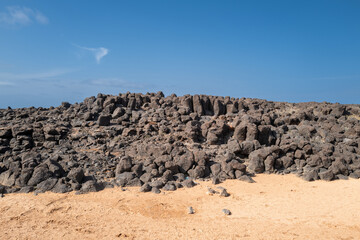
[0,92,359,194]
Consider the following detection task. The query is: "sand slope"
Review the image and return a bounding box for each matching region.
[1,174,360,240]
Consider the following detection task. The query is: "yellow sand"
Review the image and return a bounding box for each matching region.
[1,174,360,240]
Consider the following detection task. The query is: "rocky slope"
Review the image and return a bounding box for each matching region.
[0,92,359,194]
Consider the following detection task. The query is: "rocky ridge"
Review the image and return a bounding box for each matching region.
[0,92,359,194]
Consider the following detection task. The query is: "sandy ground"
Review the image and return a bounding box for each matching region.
[1,174,360,240]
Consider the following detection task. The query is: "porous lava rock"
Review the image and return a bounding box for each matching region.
[0,92,359,194]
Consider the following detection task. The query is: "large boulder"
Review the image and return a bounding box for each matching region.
[81,180,105,193]
[35,178,58,193]
[0,128,12,139]
[247,154,265,173]
[67,168,85,183]
[115,156,133,175]
[213,99,225,116]
[239,140,261,155]
[193,95,204,115]
[174,151,194,173]
[247,147,275,173]
[0,170,17,187]
[98,115,111,126]
[233,123,247,142]
[319,170,334,181]
[329,158,349,176]
[27,165,51,186]
[303,169,319,181]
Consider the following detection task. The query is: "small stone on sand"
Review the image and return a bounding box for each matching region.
[188,206,195,214]
[222,209,231,215]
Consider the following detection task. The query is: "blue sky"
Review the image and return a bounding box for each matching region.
[0,0,360,108]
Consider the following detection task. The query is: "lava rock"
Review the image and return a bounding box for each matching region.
[220,188,230,197]
[35,178,58,193]
[140,183,152,192]
[162,182,177,191]
[98,115,111,126]
[67,168,84,183]
[238,175,256,183]
[116,157,133,175]
[151,187,161,194]
[27,165,51,186]
[81,180,105,193]
[182,179,196,188]
[318,170,334,181]
[303,169,319,181]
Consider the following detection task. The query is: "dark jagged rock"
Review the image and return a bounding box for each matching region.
[319,170,334,181]
[35,178,58,193]
[238,175,256,183]
[182,179,196,188]
[98,115,111,126]
[0,92,359,194]
[163,182,177,191]
[67,168,85,183]
[140,183,151,192]
[303,169,319,181]
[27,165,51,186]
[151,186,161,194]
[115,156,133,175]
[51,179,72,193]
[220,188,230,197]
[116,172,136,187]
[80,180,105,193]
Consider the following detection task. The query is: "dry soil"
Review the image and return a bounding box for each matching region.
[1,174,360,240]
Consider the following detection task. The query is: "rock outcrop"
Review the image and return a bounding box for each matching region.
[0,92,359,194]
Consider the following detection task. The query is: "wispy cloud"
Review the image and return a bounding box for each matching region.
[0,81,15,86]
[0,6,48,26]
[0,69,74,85]
[74,44,109,64]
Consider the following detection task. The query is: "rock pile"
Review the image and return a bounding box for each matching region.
[0,92,359,194]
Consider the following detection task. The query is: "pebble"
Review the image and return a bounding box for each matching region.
[222,209,231,215]
[0,193,4,198]
[188,206,195,214]
[206,187,219,195]
[220,189,230,197]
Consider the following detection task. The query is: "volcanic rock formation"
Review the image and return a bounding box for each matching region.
[0,92,359,194]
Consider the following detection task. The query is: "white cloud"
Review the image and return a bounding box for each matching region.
[0,69,74,85]
[75,45,109,64]
[0,6,48,26]
[0,81,15,86]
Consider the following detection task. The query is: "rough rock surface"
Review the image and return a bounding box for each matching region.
[0,92,359,194]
